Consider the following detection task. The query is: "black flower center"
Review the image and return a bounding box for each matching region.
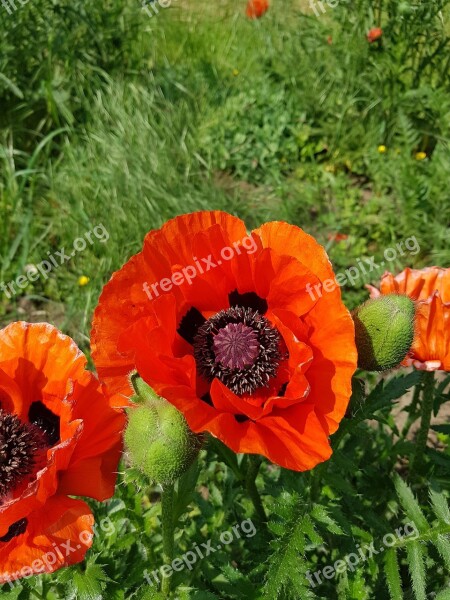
[0,518,28,543]
[194,306,282,395]
[0,409,47,499]
[28,401,61,446]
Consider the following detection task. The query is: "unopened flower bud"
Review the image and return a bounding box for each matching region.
[125,375,203,485]
[353,294,415,371]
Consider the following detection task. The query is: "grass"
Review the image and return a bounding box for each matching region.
[1,2,450,347]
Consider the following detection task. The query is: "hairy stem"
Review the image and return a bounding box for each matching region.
[410,371,435,475]
[246,455,267,523]
[161,483,175,596]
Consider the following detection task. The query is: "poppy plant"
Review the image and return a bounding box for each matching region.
[92,211,357,472]
[367,27,383,43]
[367,267,450,371]
[246,0,269,19]
[0,322,125,583]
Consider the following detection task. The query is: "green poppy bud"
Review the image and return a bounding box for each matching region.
[124,375,203,485]
[353,294,415,371]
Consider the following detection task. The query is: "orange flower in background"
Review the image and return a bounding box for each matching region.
[91,211,357,472]
[327,233,348,242]
[367,27,383,43]
[367,267,450,371]
[246,0,269,19]
[0,322,125,583]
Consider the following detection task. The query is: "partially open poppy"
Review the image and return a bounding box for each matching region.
[0,322,125,583]
[92,212,356,471]
[246,0,269,19]
[367,267,450,371]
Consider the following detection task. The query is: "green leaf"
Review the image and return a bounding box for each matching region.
[406,541,426,600]
[384,548,403,600]
[394,476,429,532]
[435,535,450,571]
[311,505,345,535]
[70,560,109,600]
[430,489,450,525]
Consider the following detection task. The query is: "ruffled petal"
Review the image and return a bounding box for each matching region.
[0,496,94,583]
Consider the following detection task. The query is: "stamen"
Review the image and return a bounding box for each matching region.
[0,410,47,499]
[194,306,283,395]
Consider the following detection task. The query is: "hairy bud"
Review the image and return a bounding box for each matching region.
[353,295,415,371]
[125,374,203,485]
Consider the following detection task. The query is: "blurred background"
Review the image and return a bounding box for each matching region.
[1,0,449,349]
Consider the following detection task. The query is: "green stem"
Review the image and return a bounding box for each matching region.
[160,483,175,596]
[377,0,383,27]
[410,371,435,475]
[401,379,423,437]
[246,455,267,523]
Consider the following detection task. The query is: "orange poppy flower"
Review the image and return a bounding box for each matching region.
[327,233,348,242]
[246,0,269,19]
[367,27,383,43]
[0,322,125,583]
[92,211,356,472]
[367,267,450,371]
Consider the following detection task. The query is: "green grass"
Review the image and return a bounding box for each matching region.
[1,1,449,345]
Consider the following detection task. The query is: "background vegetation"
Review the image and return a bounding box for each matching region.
[1,1,450,598]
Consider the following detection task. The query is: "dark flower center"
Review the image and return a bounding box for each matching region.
[0,518,28,543]
[0,409,47,499]
[194,306,282,395]
[28,401,61,446]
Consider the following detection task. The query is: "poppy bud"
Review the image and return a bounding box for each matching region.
[124,375,203,485]
[353,295,415,371]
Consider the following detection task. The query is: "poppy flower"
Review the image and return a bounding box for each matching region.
[327,233,348,242]
[0,322,125,583]
[91,211,356,472]
[246,0,269,19]
[367,27,383,43]
[367,267,450,371]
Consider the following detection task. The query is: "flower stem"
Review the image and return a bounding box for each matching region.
[160,483,175,596]
[246,455,267,523]
[410,371,435,475]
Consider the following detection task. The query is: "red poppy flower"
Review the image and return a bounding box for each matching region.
[367,27,383,43]
[0,322,125,583]
[246,0,269,19]
[92,212,356,471]
[367,267,450,371]
[327,233,348,242]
